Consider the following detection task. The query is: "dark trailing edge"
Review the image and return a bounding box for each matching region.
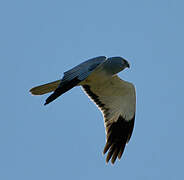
[82,85,108,112]
[82,85,135,164]
[44,77,81,105]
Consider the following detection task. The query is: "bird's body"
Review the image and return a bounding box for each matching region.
[30,56,136,164]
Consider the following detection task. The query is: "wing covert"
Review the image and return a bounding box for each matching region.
[62,56,106,82]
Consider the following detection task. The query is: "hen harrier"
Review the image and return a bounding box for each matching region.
[30,56,136,164]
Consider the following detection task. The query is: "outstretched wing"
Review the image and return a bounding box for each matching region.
[82,75,136,164]
[44,56,107,105]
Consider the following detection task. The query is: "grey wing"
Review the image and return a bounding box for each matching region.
[62,56,106,81]
[44,56,107,105]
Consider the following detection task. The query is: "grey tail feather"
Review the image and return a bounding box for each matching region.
[30,80,61,95]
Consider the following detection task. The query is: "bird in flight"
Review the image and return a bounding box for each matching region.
[30,56,136,164]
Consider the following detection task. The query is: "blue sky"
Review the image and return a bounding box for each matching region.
[1,0,184,179]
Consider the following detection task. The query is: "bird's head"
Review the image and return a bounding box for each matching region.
[105,56,130,75]
[114,56,130,69]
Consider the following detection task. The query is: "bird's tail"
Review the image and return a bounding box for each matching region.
[29,80,61,95]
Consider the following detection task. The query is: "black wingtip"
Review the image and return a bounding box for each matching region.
[44,94,57,105]
[43,77,81,106]
[44,101,48,106]
[103,115,135,164]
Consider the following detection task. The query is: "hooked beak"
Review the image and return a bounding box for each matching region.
[124,59,130,68]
